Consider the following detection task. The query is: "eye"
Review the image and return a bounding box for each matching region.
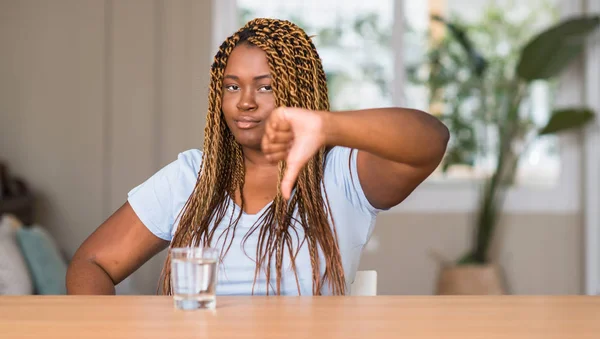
[225,84,239,92]
[258,85,273,92]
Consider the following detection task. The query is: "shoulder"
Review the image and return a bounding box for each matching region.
[322,146,387,217]
[127,149,203,241]
[174,148,203,169]
[176,148,204,177]
[128,148,203,196]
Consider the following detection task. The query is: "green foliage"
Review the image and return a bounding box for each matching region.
[517,16,600,81]
[539,108,595,135]
[410,4,599,264]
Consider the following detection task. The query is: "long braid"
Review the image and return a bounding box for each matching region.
[160,18,346,296]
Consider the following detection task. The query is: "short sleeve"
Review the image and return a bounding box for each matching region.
[324,146,387,217]
[127,149,202,241]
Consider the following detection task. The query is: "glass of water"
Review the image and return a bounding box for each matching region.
[170,247,219,310]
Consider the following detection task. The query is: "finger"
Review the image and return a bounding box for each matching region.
[269,108,292,132]
[262,132,292,151]
[266,130,293,143]
[265,151,288,164]
[261,142,290,155]
[262,130,292,155]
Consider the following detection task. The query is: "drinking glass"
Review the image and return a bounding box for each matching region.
[170,247,219,310]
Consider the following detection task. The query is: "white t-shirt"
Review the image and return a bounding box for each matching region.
[127,146,382,295]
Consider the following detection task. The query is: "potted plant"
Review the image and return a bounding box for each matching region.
[408,8,600,294]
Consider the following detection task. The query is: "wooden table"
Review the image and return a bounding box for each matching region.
[1,296,599,338]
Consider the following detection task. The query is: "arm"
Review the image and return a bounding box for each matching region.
[324,107,449,209]
[66,202,169,295]
[262,107,449,209]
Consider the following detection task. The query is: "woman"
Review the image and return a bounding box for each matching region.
[66,18,449,296]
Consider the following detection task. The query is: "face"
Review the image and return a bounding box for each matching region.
[221,43,276,150]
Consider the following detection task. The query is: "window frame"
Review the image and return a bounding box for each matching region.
[212,0,586,215]
[583,0,600,296]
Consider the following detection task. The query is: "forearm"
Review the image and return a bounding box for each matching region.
[66,258,116,295]
[324,107,449,167]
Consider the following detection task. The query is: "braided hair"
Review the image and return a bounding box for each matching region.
[160,18,345,296]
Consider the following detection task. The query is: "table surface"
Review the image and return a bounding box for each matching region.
[1,295,600,338]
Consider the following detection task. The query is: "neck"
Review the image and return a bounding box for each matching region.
[242,146,279,171]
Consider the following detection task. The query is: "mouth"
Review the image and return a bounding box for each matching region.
[234,117,261,129]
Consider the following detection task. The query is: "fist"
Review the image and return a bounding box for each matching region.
[261,107,327,200]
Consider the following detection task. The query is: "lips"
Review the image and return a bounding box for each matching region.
[234,116,261,129]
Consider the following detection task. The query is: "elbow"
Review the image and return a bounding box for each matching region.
[390,107,450,167]
[414,109,450,165]
[432,118,450,166]
[416,111,449,169]
[438,121,450,153]
[402,107,450,147]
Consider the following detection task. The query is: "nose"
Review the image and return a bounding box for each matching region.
[237,90,257,112]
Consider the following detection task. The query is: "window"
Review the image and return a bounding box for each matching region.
[237,0,395,111]
[403,0,561,188]
[213,0,583,213]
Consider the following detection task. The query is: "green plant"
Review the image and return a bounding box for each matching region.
[410,9,599,265]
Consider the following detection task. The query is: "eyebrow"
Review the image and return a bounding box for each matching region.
[223,74,271,81]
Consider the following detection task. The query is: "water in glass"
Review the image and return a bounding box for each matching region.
[170,247,218,310]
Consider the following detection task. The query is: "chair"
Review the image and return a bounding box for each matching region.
[350,270,377,296]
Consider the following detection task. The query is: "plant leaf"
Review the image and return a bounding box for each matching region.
[538,108,595,135]
[517,15,600,81]
[432,15,488,77]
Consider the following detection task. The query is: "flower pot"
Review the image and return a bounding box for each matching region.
[435,263,506,295]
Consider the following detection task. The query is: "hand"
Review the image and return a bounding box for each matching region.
[262,107,327,200]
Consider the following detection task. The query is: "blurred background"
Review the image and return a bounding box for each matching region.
[0,0,599,296]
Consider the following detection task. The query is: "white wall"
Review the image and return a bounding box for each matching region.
[0,0,213,294]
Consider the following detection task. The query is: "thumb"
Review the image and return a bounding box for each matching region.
[281,142,307,200]
[281,159,301,200]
